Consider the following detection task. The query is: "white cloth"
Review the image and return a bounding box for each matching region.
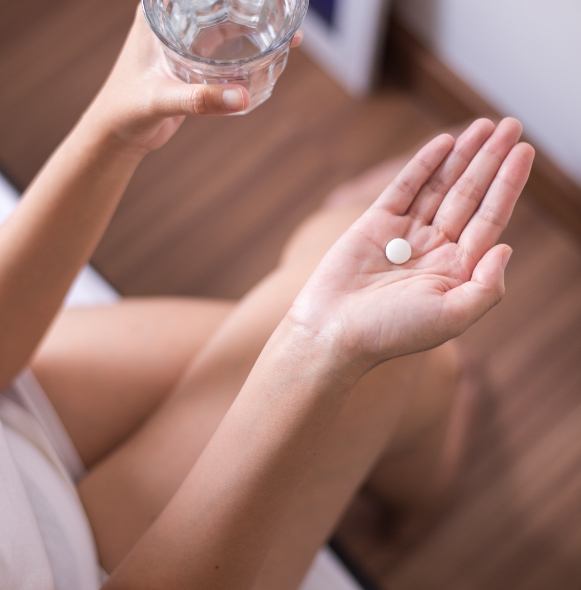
[0,372,102,590]
[0,172,362,590]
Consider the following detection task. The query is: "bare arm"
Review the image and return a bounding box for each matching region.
[105,317,357,589]
[0,9,248,388]
[104,123,535,589]
[0,117,143,388]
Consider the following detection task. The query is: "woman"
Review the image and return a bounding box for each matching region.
[0,6,535,590]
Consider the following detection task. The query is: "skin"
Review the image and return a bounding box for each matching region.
[0,9,302,389]
[0,8,251,390]
[292,124,534,363]
[31,298,235,467]
[34,121,495,474]
[97,123,534,589]
[1,4,535,589]
[33,196,462,586]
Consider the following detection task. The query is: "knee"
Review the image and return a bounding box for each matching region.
[362,341,462,443]
[279,206,364,268]
[398,341,463,438]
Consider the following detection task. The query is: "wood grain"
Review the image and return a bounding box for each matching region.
[1,3,580,589]
[386,21,581,244]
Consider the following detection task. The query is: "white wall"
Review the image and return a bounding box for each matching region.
[394,0,581,185]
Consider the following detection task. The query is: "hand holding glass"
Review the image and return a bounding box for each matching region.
[142,0,309,114]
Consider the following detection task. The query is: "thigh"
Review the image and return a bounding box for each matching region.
[81,288,454,584]
[79,201,400,572]
[84,150,457,582]
[31,297,234,468]
[280,157,405,266]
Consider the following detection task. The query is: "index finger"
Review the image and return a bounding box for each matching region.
[373,134,455,214]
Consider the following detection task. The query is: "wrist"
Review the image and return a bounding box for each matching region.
[277,313,372,387]
[77,100,150,162]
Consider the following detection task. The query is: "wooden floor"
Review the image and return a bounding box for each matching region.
[2,2,581,589]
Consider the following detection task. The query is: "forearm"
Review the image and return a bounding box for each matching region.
[0,5,249,388]
[105,317,363,590]
[0,110,143,385]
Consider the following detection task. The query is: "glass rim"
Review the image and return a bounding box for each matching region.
[141,0,309,67]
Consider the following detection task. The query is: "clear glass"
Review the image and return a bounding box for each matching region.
[142,0,309,114]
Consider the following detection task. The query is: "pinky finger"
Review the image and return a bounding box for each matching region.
[443,243,512,334]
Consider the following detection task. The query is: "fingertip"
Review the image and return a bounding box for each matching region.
[441,133,456,156]
[504,142,536,174]
[470,117,496,138]
[500,116,524,137]
[222,86,248,112]
[462,120,496,154]
[408,132,454,166]
[518,142,536,161]
[240,87,251,109]
[431,132,455,154]
[501,245,514,270]
[496,245,512,298]
[475,117,496,131]
[291,31,304,48]
[471,243,506,281]
[439,133,456,145]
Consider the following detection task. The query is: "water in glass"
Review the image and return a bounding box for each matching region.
[144,0,306,112]
[157,0,292,61]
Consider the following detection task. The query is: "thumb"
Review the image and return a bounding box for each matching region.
[444,244,513,333]
[154,82,248,117]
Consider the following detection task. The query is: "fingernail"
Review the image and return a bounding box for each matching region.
[502,247,514,270]
[223,89,244,111]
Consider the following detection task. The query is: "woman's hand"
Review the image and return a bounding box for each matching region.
[83,7,302,155]
[290,118,535,372]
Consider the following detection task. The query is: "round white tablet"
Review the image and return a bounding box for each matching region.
[385,238,412,265]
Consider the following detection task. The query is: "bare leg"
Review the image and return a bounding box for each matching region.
[31,297,234,467]
[80,190,461,579]
[32,134,456,471]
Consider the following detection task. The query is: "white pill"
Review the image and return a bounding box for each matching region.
[385,238,412,265]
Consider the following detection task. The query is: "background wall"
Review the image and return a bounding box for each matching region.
[394,0,581,185]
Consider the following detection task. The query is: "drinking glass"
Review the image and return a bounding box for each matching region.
[142,0,309,113]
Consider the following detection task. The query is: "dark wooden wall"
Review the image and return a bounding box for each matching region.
[1,2,580,588]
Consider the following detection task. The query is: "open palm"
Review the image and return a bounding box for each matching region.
[292,119,535,367]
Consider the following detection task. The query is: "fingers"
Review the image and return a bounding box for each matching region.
[459,142,535,261]
[432,117,523,241]
[374,134,455,214]
[291,31,304,48]
[155,82,249,117]
[443,244,512,333]
[408,119,495,223]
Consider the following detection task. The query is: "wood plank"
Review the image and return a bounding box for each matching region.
[387,20,581,244]
[1,4,581,590]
